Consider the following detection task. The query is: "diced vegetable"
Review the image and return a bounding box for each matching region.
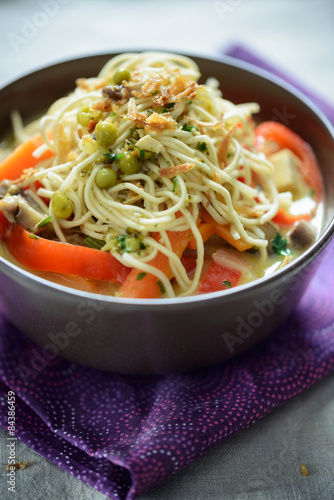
[199,261,241,294]
[199,211,252,251]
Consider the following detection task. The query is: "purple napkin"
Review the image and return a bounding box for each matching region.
[1,46,334,500]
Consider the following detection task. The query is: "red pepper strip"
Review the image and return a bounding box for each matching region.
[254,121,323,202]
[2,222,130,284]
[199,261,241,294]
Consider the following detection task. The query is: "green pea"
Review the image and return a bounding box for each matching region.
[77,110,90,127]
[95,122,119,147]
[96,168,117,189]
[113,68,131,85]
[118,152,141,175]
[51,192,73,219]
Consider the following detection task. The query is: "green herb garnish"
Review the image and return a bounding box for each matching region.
[272,232,292,256]
[222,280,232,288]
[196,142,207,152]
[171,177,179,193]
[136,272,147,281]
[103,152,125,163]
[139,149,145,159]
[37,216,52,229]
[157,280,166,294]
[182,124,196,132]
[83,236,105,250]
[28,234,39,240]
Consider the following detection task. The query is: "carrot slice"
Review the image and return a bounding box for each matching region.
[272,208,312,226]
[254,121,323,202]
[2,223,130,284]
[200,211,252,251]
[187,222,215,249]
[0,134,53,182]
[118,228,192,298]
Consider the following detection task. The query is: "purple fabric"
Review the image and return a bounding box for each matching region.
[1,46,334,499]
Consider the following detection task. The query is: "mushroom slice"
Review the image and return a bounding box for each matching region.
[288,220,316,249]
[0,195,46,230]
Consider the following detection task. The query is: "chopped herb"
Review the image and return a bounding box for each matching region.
[136,272,147,281]
[171,177,179,193]
[182,124,196,132]
[188,100,193,105]
[272,232,292,256]
[157,280,166,294]
[139,149,145,159]
[167,103,175,109]
[109,112,116,117]
[166,161,171,166]
[196,142,207,152]
[28,234,39,240]
[103,152,125,164]
[309,188,316,197]
[37,216,52,229]
[83,236,105,250]
[151,91,158,95]
[222,280,232,288]
[129,127,134,133]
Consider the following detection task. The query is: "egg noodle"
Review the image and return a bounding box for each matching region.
[14,51,279,298]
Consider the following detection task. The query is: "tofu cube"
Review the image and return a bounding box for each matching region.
[269,148,301,191]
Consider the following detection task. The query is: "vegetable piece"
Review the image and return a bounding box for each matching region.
[94,122,119,147]
[118,228,192,298]
[187,222,215,250]
[198,211,252,251]
[83,236,105,250]
[96,167,117,188]
[288,220,316,249]
[0,134,53,182]
[271,232,292,256]
[51,192,73,219]
[199,261,241,294]
[118,151,141,175]
[272,208,312,226]
[77,109,91,127]
[112,68,131,85]
[1,223,130,284]
[254,121,323,201]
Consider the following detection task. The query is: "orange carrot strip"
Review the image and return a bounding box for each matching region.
[0,134,53,182]
[187,222,215,250]
[200,211,252,251]
[272,208,312,226]
[118,228,192,298]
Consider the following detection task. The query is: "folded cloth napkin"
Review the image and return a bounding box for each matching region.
[1,46,334,500]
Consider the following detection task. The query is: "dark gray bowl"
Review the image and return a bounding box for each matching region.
[0,53,334,374]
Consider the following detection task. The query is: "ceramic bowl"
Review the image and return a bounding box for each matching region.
[0,52,333,374]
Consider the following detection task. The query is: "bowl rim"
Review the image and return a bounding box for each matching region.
[0,50,333,307]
